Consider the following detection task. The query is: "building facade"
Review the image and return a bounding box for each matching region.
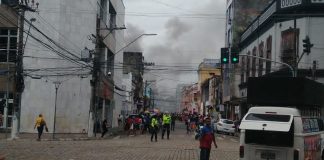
[123,52,144,113]
[238,0,324,117]
[198,59,221,115]
[223,0,273,120]
[19,0,125,135]
[181,83,200,114]
[0,3,18,129]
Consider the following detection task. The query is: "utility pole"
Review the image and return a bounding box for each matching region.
[144,80,147,111]
[12,1,37,140]
[52,81,61,139]
[89,16,100,138]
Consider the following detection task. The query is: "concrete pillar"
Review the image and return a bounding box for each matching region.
[88,112,94,137]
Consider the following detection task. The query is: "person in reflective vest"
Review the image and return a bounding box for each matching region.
[151,114,158,142]
[162,111,171,139]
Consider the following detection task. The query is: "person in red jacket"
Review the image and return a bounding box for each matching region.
[199,118,217,160]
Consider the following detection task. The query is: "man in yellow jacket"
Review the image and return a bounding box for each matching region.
[162,111,171,139]
[34,114,47,141]
[151,114,159,142]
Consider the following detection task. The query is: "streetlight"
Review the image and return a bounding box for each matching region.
[52,81,61,139]
[115,33,157,54]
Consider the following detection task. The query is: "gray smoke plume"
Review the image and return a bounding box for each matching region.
[165,17,191,40]
[125,0,226,96]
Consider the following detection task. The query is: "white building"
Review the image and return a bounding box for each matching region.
[238,0,324,115]
[122,72,133,115]
[20,0,125,135]
[224,0,273,119]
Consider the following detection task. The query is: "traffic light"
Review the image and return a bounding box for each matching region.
[231,51,239,64]
[221,48,229,64]
[303,36,313,54]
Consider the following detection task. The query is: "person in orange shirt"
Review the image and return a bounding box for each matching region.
[34,114,47,141]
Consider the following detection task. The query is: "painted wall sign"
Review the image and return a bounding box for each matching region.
[281,0,302,8]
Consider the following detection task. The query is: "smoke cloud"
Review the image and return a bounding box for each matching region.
[124,0,226,97]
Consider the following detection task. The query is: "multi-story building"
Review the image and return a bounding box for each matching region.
[181,83,200,114]
[198,59,221,115]
[123,52,144,112]
[224,0,273,120]
[0,2,18,129]
[122,72,133,115]
[238,0,324,117]
[18,0,125,136]
[176,84,188,113]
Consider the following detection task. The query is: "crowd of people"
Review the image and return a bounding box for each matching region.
[122,111,178,140]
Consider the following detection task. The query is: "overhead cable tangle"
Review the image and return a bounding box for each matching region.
[0,12,92,70]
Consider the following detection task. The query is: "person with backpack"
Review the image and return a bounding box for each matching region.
[199,118,217,160]
[34,114,48,141]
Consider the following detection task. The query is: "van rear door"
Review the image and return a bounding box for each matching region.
[240,113,293,132]
[240,113,294,160]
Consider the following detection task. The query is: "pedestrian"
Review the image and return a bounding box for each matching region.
[186,116,191,134]
[0,111,3,127]
[161,111,171,139]
[171,113,176,131]
[101,119,108,138]
[34,114,48,141]
[150,114,158,142]
[118,114,122,127]
[128,117,135,136]
[199,118,217,160]
[142,114,150,134]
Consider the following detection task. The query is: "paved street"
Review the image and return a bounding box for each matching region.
[0,123,239,160]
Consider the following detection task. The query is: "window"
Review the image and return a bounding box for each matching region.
[222,119,234,124]
[109,1,117,36]
[0,29,17,62]
[266,36,272,74]
[258,42,264,76]
[281,29,299,67]
[245,127,294,147]
[246,113,291,122]
[99,0,108,23]
[252,47,257,77]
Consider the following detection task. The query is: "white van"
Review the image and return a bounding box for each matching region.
[239,106,324,160]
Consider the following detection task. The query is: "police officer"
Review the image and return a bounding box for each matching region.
[151,114,158,142]
[162,111,171,139]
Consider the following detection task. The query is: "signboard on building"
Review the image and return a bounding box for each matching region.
[280,0,302,8]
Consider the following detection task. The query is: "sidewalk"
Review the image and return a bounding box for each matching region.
[0,127,124,141]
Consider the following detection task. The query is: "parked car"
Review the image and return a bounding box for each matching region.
[214,119,235,135]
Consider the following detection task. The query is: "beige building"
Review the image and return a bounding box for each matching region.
[198,59,221,115]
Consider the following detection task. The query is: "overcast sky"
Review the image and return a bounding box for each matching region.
[123,0,226,96]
